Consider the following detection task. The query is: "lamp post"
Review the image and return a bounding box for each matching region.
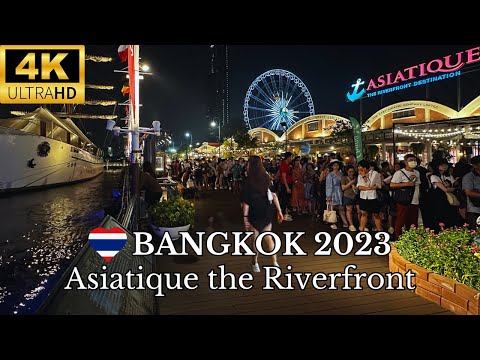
[111,45,154,231]
[210,120,221,158]
[185,132,192,160]
[281,121,288,154]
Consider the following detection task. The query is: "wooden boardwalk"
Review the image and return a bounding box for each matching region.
[155,190,452,315]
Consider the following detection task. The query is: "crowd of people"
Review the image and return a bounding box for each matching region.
[154,151,480,273]
[166,151,480,239]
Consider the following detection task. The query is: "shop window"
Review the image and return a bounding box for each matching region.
[393,108,415,119]
[307,122,319,132]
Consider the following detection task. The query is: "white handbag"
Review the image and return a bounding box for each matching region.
[323,202,337,224]
[445,192,460,206]
[267,188,273,203]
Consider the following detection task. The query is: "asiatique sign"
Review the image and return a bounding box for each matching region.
[346,46,480,102]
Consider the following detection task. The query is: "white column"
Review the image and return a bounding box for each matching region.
[381,143,387,161]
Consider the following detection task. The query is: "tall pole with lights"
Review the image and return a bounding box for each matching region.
[281,121,288,154]
[110,45,155,230]
[210,120,221,158]
[185,132,192,160]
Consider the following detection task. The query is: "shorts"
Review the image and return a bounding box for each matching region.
[358,198,381,214]
[343,196,356,206]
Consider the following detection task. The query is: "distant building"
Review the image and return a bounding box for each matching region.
[207,45,229,137]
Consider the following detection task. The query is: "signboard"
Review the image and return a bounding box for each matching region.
[299,142,310,155]
[346,46,480,102]
[350,117,363,161]
[0,45,85,104]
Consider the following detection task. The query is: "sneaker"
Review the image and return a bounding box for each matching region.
[284,214,293,221]
[363,227,369,232]
[273,262,280,268]
[388,227,395,235]
[330,224,337,230]
[252,263,260,273]
[342,223,349,228]
[349,225,356,232]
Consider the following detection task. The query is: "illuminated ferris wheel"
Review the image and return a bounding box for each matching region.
[243,69,315,131]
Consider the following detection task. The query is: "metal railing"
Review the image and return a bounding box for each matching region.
[36,214,157,315]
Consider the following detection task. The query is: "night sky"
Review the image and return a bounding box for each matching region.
[1,44,479,151]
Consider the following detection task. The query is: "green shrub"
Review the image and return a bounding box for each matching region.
[148,195,195,228]
[396,224,480,291]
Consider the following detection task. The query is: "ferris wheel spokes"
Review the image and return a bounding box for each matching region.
[244,69,315,131]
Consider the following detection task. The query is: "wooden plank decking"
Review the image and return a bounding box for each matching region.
[154,190,452,315]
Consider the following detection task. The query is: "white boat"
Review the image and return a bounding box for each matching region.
[0,107,104,193]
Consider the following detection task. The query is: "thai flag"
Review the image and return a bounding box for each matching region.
[118,45,129,62]
[88,227,128,262]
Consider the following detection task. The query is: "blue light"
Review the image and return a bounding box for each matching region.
[112,189,121,199]
[346,78,366,102]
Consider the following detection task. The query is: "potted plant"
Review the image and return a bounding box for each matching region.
[148,195,195,240]
[392,224,480,314]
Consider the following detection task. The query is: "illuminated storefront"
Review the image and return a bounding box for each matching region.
[248,46,480,163]
[248,114,354,159]
[362,97,480,164]
[195,142,221,158]
[248,95,480,164]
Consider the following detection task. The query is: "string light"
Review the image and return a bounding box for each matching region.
[394,129,465,138]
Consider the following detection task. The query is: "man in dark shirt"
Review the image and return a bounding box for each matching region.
[140,170,164,205]
[415,157,430,226]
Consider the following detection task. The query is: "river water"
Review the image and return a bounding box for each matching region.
[0,170,123,315]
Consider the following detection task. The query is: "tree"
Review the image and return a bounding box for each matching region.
[222,137,237,158]
[177,144,190,160]
[409,142,426,157]
[234,130,258,150]
[324,118,352,136]
[367,145,379,162]
[433,143,453,161]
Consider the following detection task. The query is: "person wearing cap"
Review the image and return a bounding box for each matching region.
[462,155,480,229]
